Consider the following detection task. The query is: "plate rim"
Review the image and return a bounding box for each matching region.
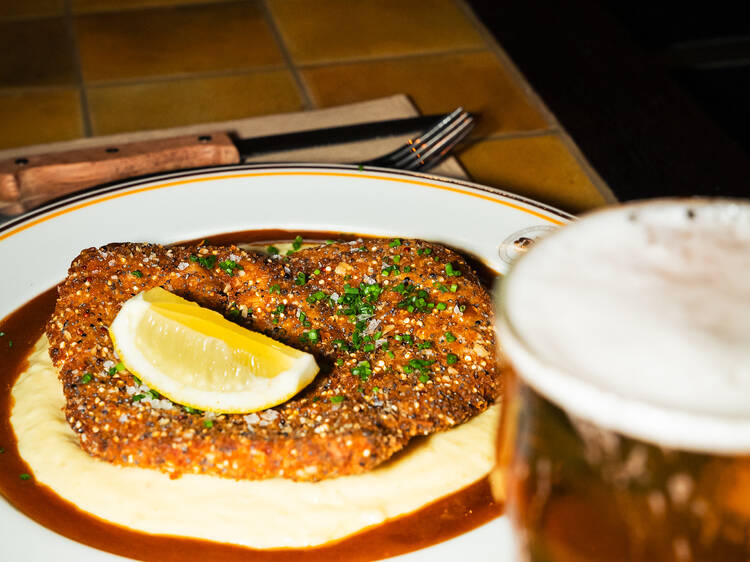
[0,163,573,240]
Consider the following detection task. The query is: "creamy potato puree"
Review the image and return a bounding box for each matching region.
[11,336,500,549]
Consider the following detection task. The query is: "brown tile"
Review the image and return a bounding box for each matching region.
[76,2,284,83]
[0,18,74,87]
[302,52,549,137]
[459,135,607,214]
[268,0,483,64]
[73,0,227,13]
[88,71,303,134]
[0,89,83,149]
[0,0,64,20]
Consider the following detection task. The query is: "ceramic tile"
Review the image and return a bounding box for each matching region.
[73,0,228,13]
[76,1,283,82]
[0,0,64,20]
[268,0,483,64]
[302,51,549,137]
[458,135,606,214]
[0,18,74,87]
[0,89,83,149]
[88,71,303,134]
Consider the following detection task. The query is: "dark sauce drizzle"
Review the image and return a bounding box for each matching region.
[0,230,503,561]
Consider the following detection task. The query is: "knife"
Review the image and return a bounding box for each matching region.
[0,114,446,216]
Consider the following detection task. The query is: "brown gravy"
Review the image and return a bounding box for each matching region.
[0,231,503,561]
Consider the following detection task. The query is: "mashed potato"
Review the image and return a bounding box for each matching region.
[11,336,500,549]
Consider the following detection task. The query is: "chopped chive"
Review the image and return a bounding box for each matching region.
[326,240,335,245]
[184,406,201,414]
[292,235,304,251]
[132,375,141,385]
[445,331,457,342]
[313,269,321,276]
[417,341,432,350]
[336,358,344,366]
[392,255,401,264]
[447,353,459,365]
[459,304,466,312]
[19,473,31,481]
[358,164,364,171]
[80,372,93,384]
[389,238,401,247]
[266,245,280,255]
[450,284,458,292]
[386,350,395,359]
[372,386,380,394]
[363,343,375,352]
[436,302,447,311]
[132,394,145,402]
[203,419,214,428]
[306,329,320,343]
[115,362,125,372]
[330,395,345,404]
[219,259,243,276]
[403,266,412,273]
[295,272,307,286]
[131,270,143,278]
[190,254,217,269]
[418,374,430,383]
[269,283,281,294]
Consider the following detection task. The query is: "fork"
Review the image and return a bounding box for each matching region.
[359,107,475,171]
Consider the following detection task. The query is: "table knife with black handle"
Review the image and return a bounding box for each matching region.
[0,114,445,216]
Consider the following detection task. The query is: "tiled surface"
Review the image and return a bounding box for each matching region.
[0,0,611,213]
[303,52,549,138]
[0,89,83,149]
[88,71,303,134]
[268,0,483,64]
[0,18,74,87]
[459,135,606,214]
[76,2,283,82]
[72,0,228,13]
[0,0,64,21]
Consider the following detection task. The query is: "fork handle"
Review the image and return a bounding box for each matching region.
[0,133,240,216]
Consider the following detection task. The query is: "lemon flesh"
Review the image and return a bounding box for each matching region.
[109,287,319,413]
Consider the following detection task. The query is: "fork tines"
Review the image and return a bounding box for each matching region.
[373,107,475,171]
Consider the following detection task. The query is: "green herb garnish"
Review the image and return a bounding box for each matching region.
[447,353,459,365]
[131,270,143,278]
[445,331,457,342]
[330,395,345,404]
[80,372,93,384]
[218,259,243,276]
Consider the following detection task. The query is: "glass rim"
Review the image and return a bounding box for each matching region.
[496,197,750,454]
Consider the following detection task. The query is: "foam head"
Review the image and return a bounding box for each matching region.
[497,199,750,452]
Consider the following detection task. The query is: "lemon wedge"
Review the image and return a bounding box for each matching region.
[109,287,319,413]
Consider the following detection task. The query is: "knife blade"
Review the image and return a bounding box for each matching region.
[0,114,446,216]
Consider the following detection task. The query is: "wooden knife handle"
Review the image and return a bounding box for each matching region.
[0,132,240,216]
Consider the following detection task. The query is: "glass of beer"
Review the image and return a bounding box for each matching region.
[493,199,750,561]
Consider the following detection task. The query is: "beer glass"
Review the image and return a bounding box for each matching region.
[493,199,750,561]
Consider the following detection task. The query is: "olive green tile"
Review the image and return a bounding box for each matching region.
[459,135,607,214]
[0,18,74,87]
[88,71,303,134]
[302,52,549,137]
[0,0,64,20]
[76,2,283,82]
[268,0,483,64]
[73,0,227,13]
[0,89,83,149]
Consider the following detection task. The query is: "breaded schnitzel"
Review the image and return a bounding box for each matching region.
[47,238,499,481]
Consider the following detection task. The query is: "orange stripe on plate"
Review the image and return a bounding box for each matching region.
[0,171,564,243]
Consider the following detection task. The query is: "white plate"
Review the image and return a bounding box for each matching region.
[0,164,571,561]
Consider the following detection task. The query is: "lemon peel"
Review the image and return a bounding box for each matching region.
[109,287,318,413]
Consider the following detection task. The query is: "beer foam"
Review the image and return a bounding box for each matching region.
[498,199,750,452]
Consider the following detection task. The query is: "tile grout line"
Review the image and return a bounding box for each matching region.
[63,0,93,137]
[84,64,291,89]
[80,46,493,91]
[453,0,617,203]
[293,46,489,70]
[259,0,314,110]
